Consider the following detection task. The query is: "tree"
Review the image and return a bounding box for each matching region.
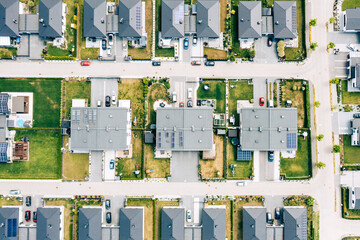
[314,101,320,108]
[317,162,326,169]
[306,197,315,206]
[333,145,342,153]
[231,9,235,15]
[330,78,340,84]
[328,42,335,49]
[329,17,335,24]
[277,40,285,58]
[310,42,318,51]
[316,134,324,141]
[309,19,317,26]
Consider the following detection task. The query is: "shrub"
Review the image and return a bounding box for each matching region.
[316,162,326,169]
[333,145,342,153]
[330,78,340,84]
[309,19,317,26]
[310,42,318,51]
[314,101,320,108]
[277,41,285,58]
[316,134,324,141]
[44,56,76,61]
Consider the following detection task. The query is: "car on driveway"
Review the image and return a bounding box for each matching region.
[191,61,201,66]
[108,34,113,46]
[205,61,215,66]
[152,61,161,66]
[267,37,273,47]
[184,38,189,50]
[179,102,184,108]
[268,151,274,162]
[26,196,31,207]
[259,97,265,106]
[102,39,107,50]
[186,210,192,222]
[193,34,197,45]
[109,159,115,170]
[275,208,281,220]
[25,211,31,222]
[105,96,111,107]
[33,212,37,223]
[105,199,111,210]
[106,212,112,223]
[80,61,90,66]
[354,113,360,118]
[187,100,192,108]
[266,212,273,224]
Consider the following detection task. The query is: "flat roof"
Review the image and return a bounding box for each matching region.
[240,108,298,151]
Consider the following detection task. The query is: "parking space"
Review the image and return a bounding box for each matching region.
[29,35,46,60]
[181,196,205,226]
[329,51,348,79]
[19,227,36,240]
[258,151,280,181]
[254,37,278,64]
[22,195,43,227]
[90,151,103,182]
[115,37,124,62]
[264,195,285,226]
[102,195,125,227]
[90,78,118,107]
[100,35,116,61]
[103,151,116,181]
[253,78,267,107]
[180,36,203,63]
[171,152,199,182]
[102,227,119,240]
[169,76,199,108]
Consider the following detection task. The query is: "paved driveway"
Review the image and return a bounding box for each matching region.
[254,37,278,64]
[90,151,103,182]
[90,78,118,107]
[171,152,199,182]
[253,78,267,107]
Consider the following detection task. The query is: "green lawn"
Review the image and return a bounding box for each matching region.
[46,44,70,57]
[64,81,91,119]
[342,187,360,219]
[342,0,360,10]
[148,83,169,127]
[204,47,228,60]
[280,131,312,179]
[343,135,360,164]
[155,0,174,57]
[228,81,253,126]
[0,79,61,127]
[197,80,226,113]
[341,80,360,105]
[0,129,61,179]
[63,0,77,55]
[144,144,170,178]
[0,48,17,59]
[62,136,89,180]
[227,141,253,179]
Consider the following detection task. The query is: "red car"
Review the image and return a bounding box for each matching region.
[80,61,90,66]
[25,211,31,222]
[259,97,265,106]
[191,61,201,66]
[33,211,37,223]
[179,102,184,107]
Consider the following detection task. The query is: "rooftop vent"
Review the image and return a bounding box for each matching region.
[109,114,113,118]
[101,18,105,23]
[255,115,259,119]
[257,21,261,25]
[13,19,17,24]
[39,18,44,23]
[198,20,203,24]
[281,115,285,119]
[120,18,124,23]
[280,140,284,143]
[255,140,259,143]
[278,127,281,132]
[83,139,87,143]
[258,127,262,132]
[166,115,170,119]
[191,126,195,132]
[201,128,205,131]
[240,18,244,22]
[249,127,252,131]
[275,21,279,25]
[198,139,202,143]
[198,115,203,119]
[173,126,176,132]
[109,139,113,143]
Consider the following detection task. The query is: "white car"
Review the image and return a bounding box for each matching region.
[111,95,116,105]
[186,210,192,222]
[9,190,20,195]
[107,47,111,56]
[108,34,113,46]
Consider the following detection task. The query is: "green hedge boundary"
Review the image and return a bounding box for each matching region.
[44,56,76,61]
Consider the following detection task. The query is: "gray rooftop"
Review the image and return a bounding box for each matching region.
[156,108,213,151]
[78,208,102,240]
[39,0,62,38]
[83,0,106,38]
[273,1,297,39]
[70,107,131,152]
[349,52,360,88]
[119,208,144,240]
[238,1,262,39]
[243,207,266,240]
[201,208,226,240]
[196,0,220,38]
[0,115,7,142]
[239,108,298,151]
[118,0,142,38]
[346,7,360,31]
[37,208,61,240]
[0,0,19,37]
[283,207,307,240]
[106,14,118,33]
[0,94,9,115]
[349,187,360,210]
[0,208,19,240]
[161,0,184,38]
[19,14,39,33]
[161,208,184,240]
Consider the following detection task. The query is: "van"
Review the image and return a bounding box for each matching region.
[187,88,193,99]
[172,92,177,103]
[268,100,274,108]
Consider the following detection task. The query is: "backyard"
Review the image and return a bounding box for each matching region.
[154,200,180,240]
[45,199,73,240]
[280,131,312,179]
[45,43,70,57]
[118,79,145,128]
[206,200,231,239]
[197,80,226,113]
[144,144,170,178]
[148,83,169,126]
[227,141,253,179]
[342,0,360,10]
[62,136,89,180]
[0,196,22,207]
[341,80,360,105]
[342,187,360,219]
[63,0,78,55]
[126,198,154,240]
[199,135,224,179]
[0,79,61,127]
[228,80,254,125]
[116,131,143,179]
[155,0,174,57]
[342,135,360,164]
[64,80,91,119]
[204,47,228,60]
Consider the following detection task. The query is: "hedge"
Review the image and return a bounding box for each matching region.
[44,56,76,61]
[305,84,311,128]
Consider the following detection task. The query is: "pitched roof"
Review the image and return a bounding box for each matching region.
[349,187,360,209]
[201,208,226,240]
[0,0,19,37]
[346,7,360,31]
[0,208,19,240]
[83,0,106,38]
[196,0,220,38]
[119,208,144,240]
[283,207,307,240]
[243,207,266,240]
[161,0,184,38]
[37,208,61,240]
[0,115,7,143]
[78,208,102,240]
[273,1,297,39]
[161,208,184,240]
[238,1,262,39]
[118,0,142,37]
[39,0,62,38]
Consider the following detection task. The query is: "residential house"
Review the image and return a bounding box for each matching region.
[119,207,144,240]
[0,208,19,240]
[161,0,185,40]
[38,0,63,39]
[156,108,213,152]
[0,0,19,38]
[0,94,11,163]
[83,0,106,38]
[351,118,360,146]
[243,207,266,240]
[273,1,297,39]
[37,208,61,240]
[201,207,226,240]
[341,7,360,32]
[161,207,184,240]
[78,208,102,240]
[349,187,360,209]
[347,51,360,91]
[238,1,262,41]
[196,0,220,39]
[283,207,307,240]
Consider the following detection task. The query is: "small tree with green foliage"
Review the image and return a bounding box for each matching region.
[309,19,317,26]
[314,101,320,108]
[277,41,285,58]
[310,42,318,51]
[329,17,335,24]
[330,78,340,84]
[328,42,335,49]
[333,145,342,153]
[317,162,326,169]
[306,197,315,206]
[316,134,324,141]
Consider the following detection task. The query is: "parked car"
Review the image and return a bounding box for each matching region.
[80,61,90,66]
[267,37,273,47]
[186,210,192,222]
[179,102,184,107]
[191,61,201,66]
[107,47,111,56]
[193,34,197,45]
[184,38,189,50]
[268,151,274,162]
[354,113,360,118]
[25,211,31,222]
[102,39,107,50]
[275,208,281,220]
[205,61,215,66]
[108,34,113,46]
[172,92,177,103]
[97,100,101,107]
[106,212,112,223]
[26,196,31,207]
[268,100,274,108]
[105,199,111,210]
[187,100,193,108]
[266,212,273,224]
[152,61,161,66]
[187,88,193,99]
[109,159,115,170]
[9,190,20,195]
[259,97,265,106]
[105,96,111,107]
[33,212,37,223]
[111,95,116,105]
[237,181,247,187]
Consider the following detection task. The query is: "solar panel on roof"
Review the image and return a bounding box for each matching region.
[171,132,175,148]
[7,218,17,237]
[237,147,251,161]
[179,131,183,147]
[291,6,297,33]
[0,143,8,163]
[136,6,141,30]
[0,94,9,114]
[93,109,97,123]
[286,133,297,149]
